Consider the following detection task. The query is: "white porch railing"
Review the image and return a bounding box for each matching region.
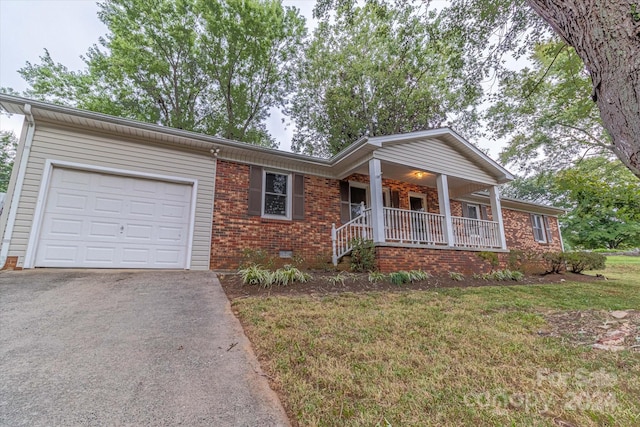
[331,207,373,265]
[383,207,446,245]
[331,207,502,265]
[451,216,501,248]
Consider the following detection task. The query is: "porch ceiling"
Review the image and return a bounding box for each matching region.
[350,161,493,197]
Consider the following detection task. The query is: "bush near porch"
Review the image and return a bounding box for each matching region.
[231,258,640,426]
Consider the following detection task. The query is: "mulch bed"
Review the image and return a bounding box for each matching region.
[218,270,604,300]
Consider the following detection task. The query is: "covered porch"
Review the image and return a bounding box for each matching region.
[331,155,508,266]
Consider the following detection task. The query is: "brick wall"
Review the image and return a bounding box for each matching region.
[345,173,440,212]
[211,160,341,270]
[376,246,508,274]
[211,160,562,271]
[503,208,563,252]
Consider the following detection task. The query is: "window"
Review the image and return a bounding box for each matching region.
[382,187,391,208]
[263,171,291,218]
[349,185,368,219]
[531,214,546,243]
[465,203,479,219]
[408,192,427,212]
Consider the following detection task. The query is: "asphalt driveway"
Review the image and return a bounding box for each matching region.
[0,270,289,426]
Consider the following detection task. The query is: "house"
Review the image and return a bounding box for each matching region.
[0,94,564,273]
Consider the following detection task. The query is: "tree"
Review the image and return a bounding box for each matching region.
[198,0,306,145]
[290,3,482,157]
[0,131,17,193]
[503,157,640,249]
[525,0,640,179]
[17,0,306,147]
[314,0,640,179]
[554,157,640,249]
[487,40,610,174]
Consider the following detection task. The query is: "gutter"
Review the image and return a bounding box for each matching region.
[0,104,35,268]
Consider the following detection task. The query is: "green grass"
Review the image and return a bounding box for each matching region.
[233,258,640,426]
[605,255,640,265]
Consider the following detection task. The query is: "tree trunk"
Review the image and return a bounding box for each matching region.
[526,0,640,179]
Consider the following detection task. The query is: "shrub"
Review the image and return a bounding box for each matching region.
[389,271,411,285]
[478,251,499,271]
[510,270,525,281]
[477,269,525,281]
[542,252,566,274]
[408,270,431,282]
[508,249,543,274]
[325,271,350,285]
[240,248,275,269]
[291,253,306,268]
[238,264,273,288]
[368,271,386,283]
[308,251,334,271]
[449,271,465,281]
[350,238,376,272]
[272,265,311,286]
[564,252,606,273]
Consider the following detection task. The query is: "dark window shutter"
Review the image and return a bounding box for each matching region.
[461,202,468,218]
[340,180,350,223]
[292,174,304,220]
[391,190,400,209]
[530,214,539,241]
[543,216,553,243]
[480,205,488,220]
[248,166,263,216]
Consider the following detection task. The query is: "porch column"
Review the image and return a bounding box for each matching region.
[489,185,507,249]
[368,158,385,243]
[436,174,455,247]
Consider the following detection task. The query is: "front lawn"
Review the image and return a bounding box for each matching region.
[232,259,640,426]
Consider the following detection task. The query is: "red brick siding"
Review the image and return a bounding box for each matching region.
[211,161,562,271]
[503,208,563,252]
[211,160,341,270]
[344,173,440,212]
[376,246,508,274]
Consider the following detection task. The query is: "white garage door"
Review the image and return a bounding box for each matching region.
[34,168,193,268]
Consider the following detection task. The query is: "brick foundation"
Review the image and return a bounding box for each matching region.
[375,246,510,274]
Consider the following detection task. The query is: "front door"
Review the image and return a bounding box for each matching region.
[410,195,426,212]
[408,193,428,242]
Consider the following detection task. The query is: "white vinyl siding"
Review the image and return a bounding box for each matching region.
[374,138,498,184]
[7,122,215,269]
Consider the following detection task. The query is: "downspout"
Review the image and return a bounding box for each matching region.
[0,104,35,268]
[557,217,566,252]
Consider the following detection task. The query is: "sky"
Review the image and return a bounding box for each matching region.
[0,0,506,157]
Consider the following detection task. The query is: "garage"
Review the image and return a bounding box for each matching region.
[0,95,219,271]
[33,167,194,269]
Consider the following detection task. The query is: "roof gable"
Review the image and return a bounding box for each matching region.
[367,129,513,184]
